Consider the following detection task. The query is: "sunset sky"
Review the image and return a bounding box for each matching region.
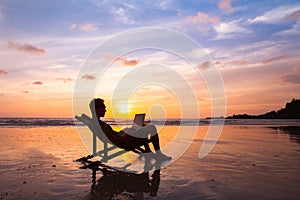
[0,0,299,118]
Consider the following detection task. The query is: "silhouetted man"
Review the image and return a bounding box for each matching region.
[91,98,171,160]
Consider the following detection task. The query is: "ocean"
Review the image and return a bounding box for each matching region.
[0,117,299,127]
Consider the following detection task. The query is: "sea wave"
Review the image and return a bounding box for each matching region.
[0,117,299,128]
[0,118,76,127]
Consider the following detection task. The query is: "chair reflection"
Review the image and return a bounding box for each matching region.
[77,156,161,199]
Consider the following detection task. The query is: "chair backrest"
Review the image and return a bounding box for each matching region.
[75,114,111,143]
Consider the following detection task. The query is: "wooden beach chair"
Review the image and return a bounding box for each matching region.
[75,114,149,162]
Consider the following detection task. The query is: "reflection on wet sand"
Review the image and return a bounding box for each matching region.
[77,155,161,199]
[1,126,300,199]
[269,126,300,144]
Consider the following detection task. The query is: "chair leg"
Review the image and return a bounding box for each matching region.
[143,143,151,152]
[136,146,149,153]
[103,141,108,162]
[93,133,97,155]
[132,148,142,153]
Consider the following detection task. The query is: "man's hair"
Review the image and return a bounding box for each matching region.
[89,98,105,110]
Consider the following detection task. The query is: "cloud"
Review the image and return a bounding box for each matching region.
[54,78,74,83]
[70,23,77,29]
[185,12,220,32]
[293,66,300,73]
[261,55,287,64]
[228,60,249,65]
[214,60,249,69]
[81,74,96,80]
[214,20,251,40]
[32,81,43,85]
[287,10,300,20]
[69,23,97,31]
[116,57,140,66]
[186,12,219,25]
[248,5,300,24]
[276,21,300,36]
[218,0,233,14]
[158,0,172,10]
[104,55,140,66]
[282,74,300,84]
[22,90,29,93]
[80,23,97,31]
[197,61,211,70]
[88,1,137,25]
[174,23,186,32]
[113,6,136,25]
[7,41,46,55]
[0,69,8,75]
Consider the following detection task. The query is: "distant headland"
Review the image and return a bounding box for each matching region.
[226,98,300,119]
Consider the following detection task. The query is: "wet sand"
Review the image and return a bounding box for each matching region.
[0,125,299,199]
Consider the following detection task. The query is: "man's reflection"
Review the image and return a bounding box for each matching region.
[77,156,161,199]
[91,168,160,199]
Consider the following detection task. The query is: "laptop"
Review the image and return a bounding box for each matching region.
[132,113,145,129]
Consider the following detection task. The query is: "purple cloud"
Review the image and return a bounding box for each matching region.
[7,41,46,55]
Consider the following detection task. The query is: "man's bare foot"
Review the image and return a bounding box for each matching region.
[155,150,172,161]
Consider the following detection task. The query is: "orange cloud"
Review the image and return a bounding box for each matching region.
[197,61,211,70]
[70,23,77,29]
[22,90,30,93]
[229,60,249,65]
[0,69,8,75]
[186,12,219,25]
[174,23,186,32]
[261,55,287,64]
[282,74,300,84]
[103,55,140,66]
[103,54,113,60]
[7,41,46,55]
[218,0,233,14]
[32,81,43,85]
[293,66,300,73]
[116,57,140,66]
[82,74,96,80]
[185,12,219,32]
[55,78,74,83]
[287,10,300,20]
[80,23,97,31]
[215,60,248,67]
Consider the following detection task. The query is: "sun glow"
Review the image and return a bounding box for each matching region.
[111,101,135,118]
[118,103,129,114]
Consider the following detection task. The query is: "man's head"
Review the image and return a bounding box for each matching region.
[90,98,106,118]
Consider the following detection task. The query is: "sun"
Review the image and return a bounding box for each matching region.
[111,101,135,118]
[118,103,130,114]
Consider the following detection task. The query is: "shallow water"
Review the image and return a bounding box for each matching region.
[0,125,299,199]
[164,125,300,200]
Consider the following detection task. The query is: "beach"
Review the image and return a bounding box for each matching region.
[2,1,300,199]
[0,121,300,199]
